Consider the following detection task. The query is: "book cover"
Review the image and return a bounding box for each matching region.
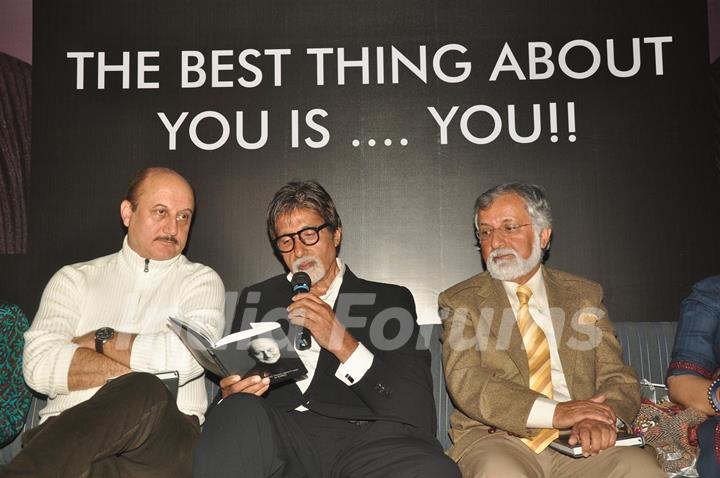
[548,431,644,458]
[154,370,179,399]
[168,317,307,385]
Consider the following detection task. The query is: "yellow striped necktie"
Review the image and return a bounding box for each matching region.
[516,284,559,453]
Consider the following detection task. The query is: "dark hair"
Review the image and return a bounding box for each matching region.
[124,169,154,210]
[473,182,552,232]
[124,167,188,210]
[266,180,342,238]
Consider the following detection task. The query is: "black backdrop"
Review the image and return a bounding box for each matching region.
[1,0,718,325]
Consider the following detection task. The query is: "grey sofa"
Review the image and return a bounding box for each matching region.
[0,290,677,463]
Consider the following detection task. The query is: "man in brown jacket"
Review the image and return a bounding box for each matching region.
[439,183,663,478]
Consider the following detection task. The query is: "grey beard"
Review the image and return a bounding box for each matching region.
[291,257,327,285]
[486,233,543,281]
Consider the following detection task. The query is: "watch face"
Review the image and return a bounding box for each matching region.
[96,327,114,341]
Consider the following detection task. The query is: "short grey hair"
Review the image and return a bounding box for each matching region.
[266,180,342,239]
[473,182,552,231]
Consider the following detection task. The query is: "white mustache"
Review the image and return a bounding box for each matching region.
[292,257,317,271]
[489,248,517,262]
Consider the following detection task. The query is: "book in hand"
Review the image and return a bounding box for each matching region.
[105,371,179,399]
[153,370,180,399]
[549,430,644,458]
[168,317,307,385]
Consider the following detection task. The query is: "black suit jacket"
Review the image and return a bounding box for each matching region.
[231,267,436,436]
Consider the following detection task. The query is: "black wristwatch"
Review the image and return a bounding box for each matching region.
[95,327,115,354]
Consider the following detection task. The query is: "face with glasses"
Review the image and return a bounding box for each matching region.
[121,171,194,261]
[476,193,551,284]
[273,208,341,291]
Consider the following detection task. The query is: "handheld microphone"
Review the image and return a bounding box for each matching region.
[290,272,312,350]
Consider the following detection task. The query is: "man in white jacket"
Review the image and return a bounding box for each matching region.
[3,167,225,478]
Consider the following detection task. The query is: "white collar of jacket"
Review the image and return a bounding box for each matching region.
[119,235,183,275]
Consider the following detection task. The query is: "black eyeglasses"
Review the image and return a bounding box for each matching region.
[273,223,330,252]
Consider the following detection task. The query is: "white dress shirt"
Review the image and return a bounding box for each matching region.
[288,258,374,410]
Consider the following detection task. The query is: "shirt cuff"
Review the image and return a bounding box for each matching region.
[335,342,374,386]
[526,397,558,429]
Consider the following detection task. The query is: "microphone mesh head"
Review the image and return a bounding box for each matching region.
[291,271,311,293]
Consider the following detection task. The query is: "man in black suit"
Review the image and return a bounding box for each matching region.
[194,180,459,478]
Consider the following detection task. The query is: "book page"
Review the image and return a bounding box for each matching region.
[215,321,280,347]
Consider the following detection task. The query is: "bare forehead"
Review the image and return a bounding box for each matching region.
[478,193,530,223]
[251,338,278,349]
[138,171,194,207]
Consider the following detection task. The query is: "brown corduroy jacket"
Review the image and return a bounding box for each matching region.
[439,267,640,461]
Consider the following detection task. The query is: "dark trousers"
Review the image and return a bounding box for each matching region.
[1,372,200,478]
[697,417,719,478]
[193,394,460,478]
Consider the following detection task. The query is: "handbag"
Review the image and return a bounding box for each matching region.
[632,398,707,476]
